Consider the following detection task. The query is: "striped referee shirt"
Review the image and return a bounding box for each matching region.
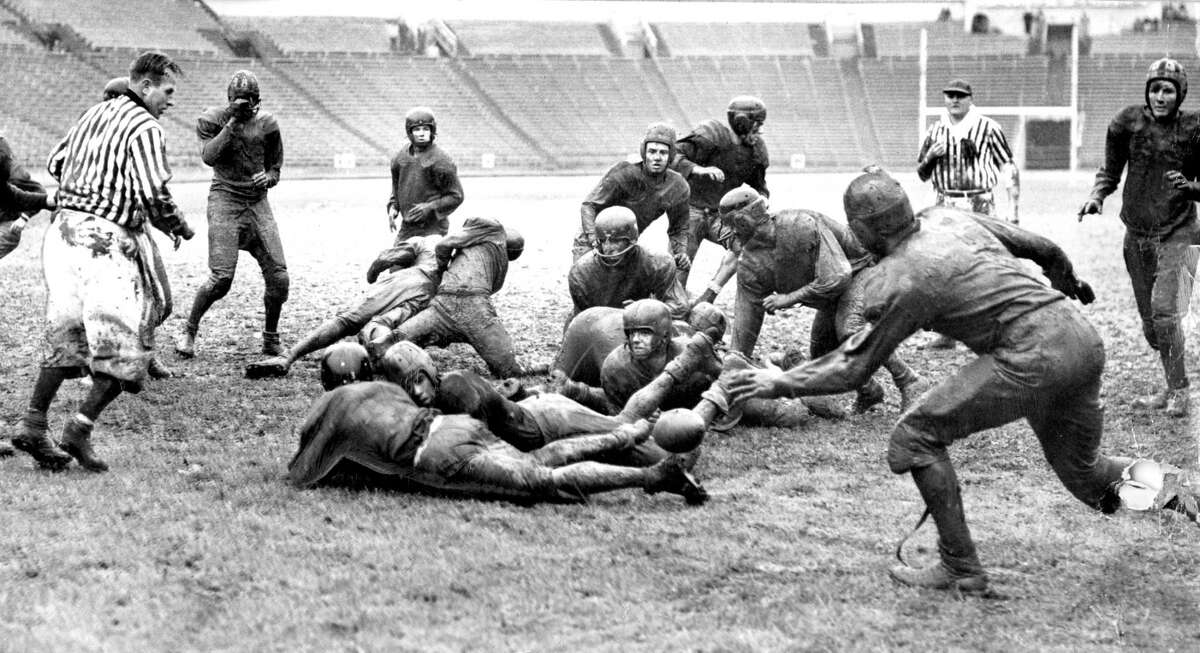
[47,92,177,229]
[917,113,1013,193]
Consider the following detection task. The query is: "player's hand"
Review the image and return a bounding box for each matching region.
[697,166,725,183]
[251,171,271,189]
[172,223,194,250]
[762,293,793,315]
[406,202,434,223]
[693,289,717,308]
[925,141,947,162]
[724,367,785,404]
[387,206,399,232]
[227,98,254,124]
[673,252,692,271]
[1074,279,1096,305]
[1077,199,1102,222]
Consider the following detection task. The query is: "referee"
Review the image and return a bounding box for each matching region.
[10,51,193,472]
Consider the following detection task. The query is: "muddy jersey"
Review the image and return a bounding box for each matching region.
[197,106,282,202]
[772,208,1082,395]
[568,246,689,319]
[672,119,769,210]
[436,217,508,295]
[388,143,464,238]
[600,337,722,410]
[580,161,691,260]
[0,136,48,222]
[1089,105,1200,239]
[737,209,864,312]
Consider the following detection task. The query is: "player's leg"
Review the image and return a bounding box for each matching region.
[246,199,290,355]
[459,296,529,378]
[835,278,928,411]
[676,206,709,287]
[1145,227,1197,416]
[178,198,241,357]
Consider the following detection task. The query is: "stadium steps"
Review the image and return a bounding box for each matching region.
[597,23,624,57]
[444,57,559,168]
[640,57,691,128]
[840,58,883,163]
[259,58,391,159]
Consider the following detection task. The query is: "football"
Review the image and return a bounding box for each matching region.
[652,408,707,453]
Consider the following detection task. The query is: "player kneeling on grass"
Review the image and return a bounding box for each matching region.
[725,167,1200,594]
[288,342,707,504]
[245,234,442,379]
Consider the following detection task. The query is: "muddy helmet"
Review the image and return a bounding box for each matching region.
[641,121,677,165]
[843,167,914,252]
[103,76,129,101]
[320,342,373,391]
[1147,57,1187,107]
[727,95,767,136]
[227,70,260,103]
[377,341,438,395]
[593,206,639,267]
[622,298,673,343]
[504,227,524,261]
[718,186,769,240]
[405,106,437,141]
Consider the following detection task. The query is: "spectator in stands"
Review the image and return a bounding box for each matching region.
[1078,58,1200,418]
[671,95,769,296]
[387,107,463,240]
[916,78,1015,349]
[572,122,690,268]
[12,51,193,472]
[177,70,287,360]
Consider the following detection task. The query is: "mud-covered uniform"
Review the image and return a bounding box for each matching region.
[1088,104,1200,390]
[387,217,523,377]
[571,161,691,263]
[760,208,1121,574]
[387,143,463,240]
[352,235,442,344]
[288,381,678,502]
[0,135,51,259]
[732,208,921,404]
[554,307,629,385]
[568,246,690,320]
[186,105,288,331]
[672,119,768,279]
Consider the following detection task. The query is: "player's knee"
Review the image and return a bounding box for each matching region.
[886,420,946,474]
[265,270,290,304]
[205,274,234,300]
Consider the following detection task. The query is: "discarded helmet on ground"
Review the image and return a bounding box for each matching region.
[320,342,372,391]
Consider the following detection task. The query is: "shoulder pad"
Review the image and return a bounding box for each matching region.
[256,110,279,133]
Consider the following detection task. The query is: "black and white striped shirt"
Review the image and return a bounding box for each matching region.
[47,94,177,229]
[917,113,1013,193]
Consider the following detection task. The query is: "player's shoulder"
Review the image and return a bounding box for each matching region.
[198,105,227,125]
[1111,104,1147,126]
[639,247,677,273]
[662,169,690,195]
[255,110,279,132]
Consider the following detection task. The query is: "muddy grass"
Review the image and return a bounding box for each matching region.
[0,172,1197,652]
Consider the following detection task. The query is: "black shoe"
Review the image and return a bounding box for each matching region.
[888,562,989,594]
[147,357,174,379]
[12,433,72,471]
[645,455,709,506]
[59,419,108,473]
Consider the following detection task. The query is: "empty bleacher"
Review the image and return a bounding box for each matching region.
[0,47,113,162]
[1090,22,1196,56]
[653,22,814,57]
[9,0,223,53]
[870,22,1027,57]
[450,21,611,56]
[225,17,394,55]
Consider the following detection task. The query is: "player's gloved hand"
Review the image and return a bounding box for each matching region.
[673,252,692,271]
[696,166,725,183]
[387,206,399,232]
[1077,198,1102,222]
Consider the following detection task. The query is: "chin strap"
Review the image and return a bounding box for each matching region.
[894,506,932,566]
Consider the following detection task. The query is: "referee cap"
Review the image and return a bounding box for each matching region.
[942,79,973,96]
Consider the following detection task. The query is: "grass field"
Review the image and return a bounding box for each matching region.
[0,171,1197,652]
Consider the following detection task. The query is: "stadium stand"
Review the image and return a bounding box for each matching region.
[7,0,225,53]
[1090,22,1197,56]
[449,20,611,56]
[274,54,545,169]
[0,22,37,47]
[652,22,815,57]
[0,48,112,162]
[869,22,1027,58]
[224,17,394,55]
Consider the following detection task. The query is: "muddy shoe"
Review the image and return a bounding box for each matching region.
[1131,389,1169,411]
[888,562,989,594]
[245,356,291,379]
[1166,389,1190,418]
[12,414,72,470]
[175,327,197,359]
[645,455,709,505]
[262,330,284,357]
[853,379,886,414]
[59,419,108,473]
[919,334,957,351]
[147,357,174,380]
[898,374,932,413]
